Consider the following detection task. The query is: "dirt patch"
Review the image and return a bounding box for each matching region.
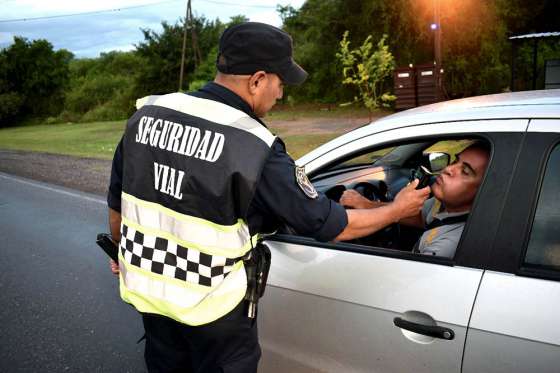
[268,115,376,136]
[0,149,111,196]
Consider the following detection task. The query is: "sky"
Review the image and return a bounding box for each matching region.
[0,0,305,58]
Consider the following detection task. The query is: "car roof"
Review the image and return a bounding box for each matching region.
[297,90,560,166]
[382,89,560,125]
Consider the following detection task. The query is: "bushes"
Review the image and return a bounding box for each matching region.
[0,93,24,126]
[56,51,144,123]
[0,37,72,127]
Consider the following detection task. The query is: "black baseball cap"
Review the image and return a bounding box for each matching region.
[216,22,308,85]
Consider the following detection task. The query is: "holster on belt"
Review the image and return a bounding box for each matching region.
[243,242,271,318]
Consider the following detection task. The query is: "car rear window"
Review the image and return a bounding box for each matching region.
[524,143,560,270]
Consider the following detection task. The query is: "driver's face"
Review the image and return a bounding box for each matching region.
[431,147,489,212]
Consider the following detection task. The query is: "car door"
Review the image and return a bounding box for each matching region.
[259,120,527,373]
[463,119,560,373]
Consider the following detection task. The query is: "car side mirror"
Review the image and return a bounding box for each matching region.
[428,152,450,172]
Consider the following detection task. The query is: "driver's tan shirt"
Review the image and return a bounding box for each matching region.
[417,197,468,258]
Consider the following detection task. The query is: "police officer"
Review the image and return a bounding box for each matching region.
[107,22,428,373]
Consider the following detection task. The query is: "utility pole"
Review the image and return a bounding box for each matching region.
[178,0,201,92]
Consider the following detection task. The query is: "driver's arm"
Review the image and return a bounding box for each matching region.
[335,180,429,241]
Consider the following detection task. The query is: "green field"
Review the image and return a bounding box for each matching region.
[0,121,126,160]
[0,115,354,160]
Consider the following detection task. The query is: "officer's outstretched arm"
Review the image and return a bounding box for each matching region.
[334,180,429,241]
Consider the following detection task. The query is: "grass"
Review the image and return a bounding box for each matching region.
[0,121,346,161]
[0,107,474,163]
[267,103,372,121]
[0,114,358,160]
[0,104,377,160]
[281,133,340,159]
[0,121,126,160]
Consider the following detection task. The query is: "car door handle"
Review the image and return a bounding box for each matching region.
[393,317,455,340]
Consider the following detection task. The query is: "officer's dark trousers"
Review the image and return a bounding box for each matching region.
[141,301,260,373]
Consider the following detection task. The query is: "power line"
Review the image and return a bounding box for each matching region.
[0,0,278,24]
[0,0,182,23]
[201,0,276,9]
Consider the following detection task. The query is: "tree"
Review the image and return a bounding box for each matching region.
[134,15,232,97]
[0,37,72,126]
[336,31,396,113]
[188,15,249,91]
[62,51,145,122]
[281,0,559,102]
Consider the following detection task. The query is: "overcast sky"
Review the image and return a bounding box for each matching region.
[0,0,305,58]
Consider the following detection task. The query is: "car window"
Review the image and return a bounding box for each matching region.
[335,147,395,168]
[523,143,560,270]
[309,137,491,260]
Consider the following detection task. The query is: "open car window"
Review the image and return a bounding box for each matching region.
[303,137,492,259]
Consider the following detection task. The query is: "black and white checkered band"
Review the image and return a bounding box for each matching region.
[120,224,239,287]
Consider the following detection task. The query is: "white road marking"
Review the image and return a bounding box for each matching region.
[0,172,106,205]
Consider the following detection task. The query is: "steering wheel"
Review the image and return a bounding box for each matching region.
[352,181,389,202]
[337,180,399,249]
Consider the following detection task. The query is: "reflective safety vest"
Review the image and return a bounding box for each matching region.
[118,92,275,326]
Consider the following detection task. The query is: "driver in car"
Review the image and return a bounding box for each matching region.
[340,142,490,258]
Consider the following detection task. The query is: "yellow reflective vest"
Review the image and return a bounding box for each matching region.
[117,93,275,326]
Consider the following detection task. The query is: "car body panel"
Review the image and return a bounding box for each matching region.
[259,240,483,373]
[264,241,482,324]
[259,287,469,373]
[462,329,560,373]
[527,118,560,132]
[469,271,560,345]
[463,271,560,373]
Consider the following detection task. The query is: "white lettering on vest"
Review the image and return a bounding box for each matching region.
[206,132,225,162]
[154,162,185,200]
[136,116,226,163]
[140,116,154,144]
[167,122,184,152]
[135,116,147,143]
[149,119,162,146]
[158,120,170,149]
[177,125,192,155]
[185,127,200,157]
[194,130,212,160]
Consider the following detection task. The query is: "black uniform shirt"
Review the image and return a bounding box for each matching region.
[108,82,348,242]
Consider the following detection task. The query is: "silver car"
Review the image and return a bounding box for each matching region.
[259,90,560,373]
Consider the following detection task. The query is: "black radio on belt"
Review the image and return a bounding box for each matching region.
[243,243,271,318]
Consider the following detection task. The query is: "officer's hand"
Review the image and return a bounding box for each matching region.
[392,179,430,220]
[110,259,120,275]
[340,190,375,209]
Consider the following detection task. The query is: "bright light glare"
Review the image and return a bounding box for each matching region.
[430,23,438,30]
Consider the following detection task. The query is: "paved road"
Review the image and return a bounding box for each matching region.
[0,172,146,372]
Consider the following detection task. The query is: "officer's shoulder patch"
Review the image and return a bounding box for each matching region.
[295,166,318,199]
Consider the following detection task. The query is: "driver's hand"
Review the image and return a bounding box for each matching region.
[392,179,430,220]
[340,190,376,209]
